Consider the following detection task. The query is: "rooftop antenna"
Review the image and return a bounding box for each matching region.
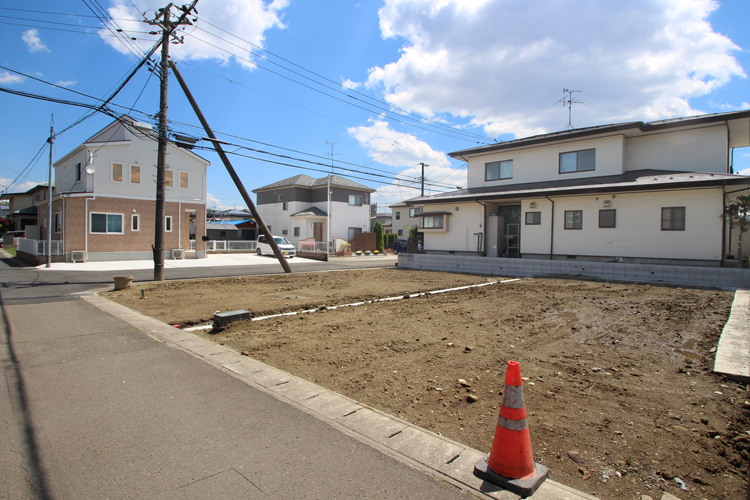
[557,88,583,130]
[325,141,340,174]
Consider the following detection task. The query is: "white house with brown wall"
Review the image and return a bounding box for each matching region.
[38,116,210,262]
[405,110,750,267]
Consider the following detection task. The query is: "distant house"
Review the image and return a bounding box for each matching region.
[370,204,392,232]
[218,208,253,221]
[403,110,750,266]
[206,222,239,241]
[252,174,375,247]
[1,183,51,231]
[37,116,210,262]
[390,199,422,238]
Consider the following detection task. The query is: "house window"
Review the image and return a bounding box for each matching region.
[90,213,123,234]
[130,165,140,184]
[525,212,541,225]
[267,225,272,233]
[564,210,583,230]
[398,229,403,236]
[112,163,123,182]
[282,229,288,235]
[165,216,172,232]
[180,171,188,189]
[63,172,69,182]
[165,169,173,187]
[76,162,82,182]
[131,214,140,231]
[599,209,616,228]
[486,160,513,181]
[395,211,401,220]
[283,202,288,211]
[348,227,362,241]
[349,195,363,206]
[54,213,61,233]
[34,193,41,203]
[294,227,300,237]
[421,215,444,229]
[278,194,283,201]
[409,207,422,218]
[220,231,226,237]
[661,207,685,231]
[560,149,595,173]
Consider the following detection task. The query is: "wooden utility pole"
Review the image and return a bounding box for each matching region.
[169,60,293,273]
[148,1,198,281]
[418,162,429,196]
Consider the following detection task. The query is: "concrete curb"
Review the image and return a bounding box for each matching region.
[714,289,750,383]
[82,293,598,500]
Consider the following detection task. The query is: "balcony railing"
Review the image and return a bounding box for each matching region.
[17,238,65,256]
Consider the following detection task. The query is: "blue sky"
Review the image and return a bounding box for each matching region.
[1,0,748,212]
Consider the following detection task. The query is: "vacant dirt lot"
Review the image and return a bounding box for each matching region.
[105,269,749,500]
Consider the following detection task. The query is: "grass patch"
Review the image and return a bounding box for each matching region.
[4,247,16,257]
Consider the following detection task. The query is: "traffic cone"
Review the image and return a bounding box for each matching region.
[474,361,549,497]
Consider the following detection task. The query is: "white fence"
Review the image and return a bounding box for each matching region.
[192,239,328,254]
[17,238,65,256]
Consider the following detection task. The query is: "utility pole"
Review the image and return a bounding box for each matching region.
[418,162,429,196]
[169,60,292,273]
[46,115,53,268]
[325,141,339,256]
[148,1,198,281]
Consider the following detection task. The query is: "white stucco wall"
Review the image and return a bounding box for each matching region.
[257,201,370,243]
[465,135,626,189]
[625,125,728,173]
[520,188,724,261]
[422,203,484,253]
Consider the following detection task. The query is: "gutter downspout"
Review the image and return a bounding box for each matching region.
[721,185,726,267]
[545,195,555,260]
[474,200,486,256]
[84,148,95,255]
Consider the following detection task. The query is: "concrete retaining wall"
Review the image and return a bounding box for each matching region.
[398,254,750,290]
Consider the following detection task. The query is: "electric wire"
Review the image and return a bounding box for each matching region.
[2,141,49,194]
[194,17,491,143]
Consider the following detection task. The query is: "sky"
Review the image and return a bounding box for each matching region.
[1,0,748,212]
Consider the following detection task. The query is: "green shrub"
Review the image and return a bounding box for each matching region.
[374,221,384,253]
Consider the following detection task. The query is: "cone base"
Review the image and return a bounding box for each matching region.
[473,453,549,498]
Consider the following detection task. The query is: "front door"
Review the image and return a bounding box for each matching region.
[313,222,323,242]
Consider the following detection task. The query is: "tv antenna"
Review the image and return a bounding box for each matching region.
[557,88,583,130]
[325,141,340,173]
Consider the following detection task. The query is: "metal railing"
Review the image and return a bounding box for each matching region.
[198,240,257,252]
[17,238,65,256]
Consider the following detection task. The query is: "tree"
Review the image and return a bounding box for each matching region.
[725,195,750,266]
[374,221,384,253]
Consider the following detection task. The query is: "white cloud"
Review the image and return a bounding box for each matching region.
[0,71,24,85]
[348,119,451,168]
[55,80,77,88]
[206,192,232,210]
[22,29,50,53]
[365,0,746,138]
[348,120,465,206]
[100,0,289,69]
[737,168,750,176]
[342,78,361,90]
[0,178,40,194]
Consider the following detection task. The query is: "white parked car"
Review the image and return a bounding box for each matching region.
[256,235,296,258]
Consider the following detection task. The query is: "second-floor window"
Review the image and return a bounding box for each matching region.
[76,162,82,182]
[349,195,363,206]
[112,163,123,182]
[409,207,422,218]
[395,211,401,220]
[560,149,595,173]
[180,171,189,189]
[131,165,140,184]
[486,160,513,181]
[165,169,173,187]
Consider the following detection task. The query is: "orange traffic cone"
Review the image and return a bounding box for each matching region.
[474,361,549,497]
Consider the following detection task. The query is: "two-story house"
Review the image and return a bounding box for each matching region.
[1,183,51,233]
[252,174,375,247]
[390,199,425,238]
[38,116,210,262]
[404,110,750,267]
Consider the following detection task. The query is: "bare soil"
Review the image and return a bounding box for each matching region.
[105,269,750,500]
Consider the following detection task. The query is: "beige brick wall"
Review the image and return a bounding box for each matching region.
[42,195,205,254]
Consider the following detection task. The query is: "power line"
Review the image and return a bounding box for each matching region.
[193,16,490,143]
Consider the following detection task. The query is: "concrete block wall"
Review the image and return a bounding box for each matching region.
[398,254,750,290]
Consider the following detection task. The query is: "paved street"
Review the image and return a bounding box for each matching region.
[0,253,472,500]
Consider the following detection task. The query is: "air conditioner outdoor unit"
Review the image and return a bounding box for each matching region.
[172,249,185,260]
[71,251,87,263]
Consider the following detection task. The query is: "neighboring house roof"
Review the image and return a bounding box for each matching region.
[13,206,38,215]
[409,170,750,205]
[450,110,750,159]
[291,207,327,217]
[220,209,252,218]
[253,174,375,193]
[230,219,255,225]
[206,223,238,231]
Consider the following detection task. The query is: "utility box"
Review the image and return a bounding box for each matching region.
[213,310,252,330]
